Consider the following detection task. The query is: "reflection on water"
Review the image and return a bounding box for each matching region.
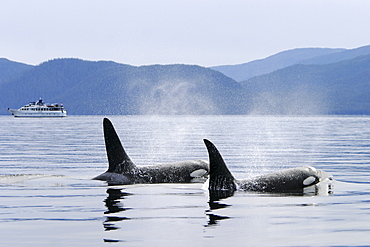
[204,181,334,228]
[206,213,230,226]
[206,194,232,226]
[2,115,370,246]
[103,188,131,242]
[104,188,132,215]
[100,181,335,242]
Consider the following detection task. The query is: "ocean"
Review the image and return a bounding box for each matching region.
[1,115,370,246]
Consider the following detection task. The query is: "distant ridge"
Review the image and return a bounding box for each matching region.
[0,58,33,84]
[300,44,370,65]
[241,54,370,115]
[0,58,249,115]
[211,44,370,82]
[1,43,370,115]
[211,47,345,81]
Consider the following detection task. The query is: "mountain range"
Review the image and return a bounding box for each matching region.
[0,59,248,115]
[211,45,370,82]
[1,44,370,115]
[242,54,370,115]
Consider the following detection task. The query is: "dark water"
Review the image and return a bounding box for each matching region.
[1,115,370,246]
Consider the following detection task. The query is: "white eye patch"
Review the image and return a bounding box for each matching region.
[303,176,317,186]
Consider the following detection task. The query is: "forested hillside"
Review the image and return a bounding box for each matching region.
[1,44,370,115]
[1,59,249,115]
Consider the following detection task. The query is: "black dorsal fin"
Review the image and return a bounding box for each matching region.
[203,139,236,192]
[103,118,136,173]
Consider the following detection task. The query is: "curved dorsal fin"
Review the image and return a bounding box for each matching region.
[103,118,136,173]
[203,139,236,192]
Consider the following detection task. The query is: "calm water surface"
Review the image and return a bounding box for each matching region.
[1,115,370,246]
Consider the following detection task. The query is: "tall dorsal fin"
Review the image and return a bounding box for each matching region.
[103,118,136,173]
[203,139,236,192]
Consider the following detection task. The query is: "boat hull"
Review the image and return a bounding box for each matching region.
[8,109,67,117]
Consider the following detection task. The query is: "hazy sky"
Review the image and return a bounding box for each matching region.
[1,0,370,67]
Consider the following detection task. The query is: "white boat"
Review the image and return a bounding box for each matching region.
[7,98,67,117]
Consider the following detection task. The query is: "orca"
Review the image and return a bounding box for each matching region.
[93,118,208,185]
[203,139,332,194]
